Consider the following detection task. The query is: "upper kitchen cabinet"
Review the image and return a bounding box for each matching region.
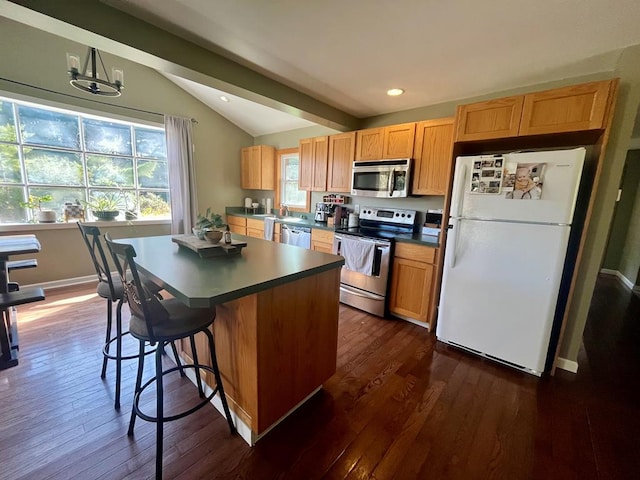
[412,117,454,196]
[519,80,613,135]
[299,136,329,191]
[455,96,523,142]
[454,79,615,142]
[355,122,416,160]
[241,145,276,190]
[327,132,356,193]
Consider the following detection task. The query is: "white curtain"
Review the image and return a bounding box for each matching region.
[164,115,198,234]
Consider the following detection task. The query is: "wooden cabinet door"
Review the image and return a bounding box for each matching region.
[412,118,454,195]
[311,136,329,192]
[246,218,264,239]
[382,122,416,159]
[455,95,524,141]
[229,224,246,235]
[389,257,434,323]
[519,80,613,135]
[355,127,384,160]
[226,215,246,235]
[241,146,260,189]
[327,132,355,193]
[241,145,275,190]
[299,138,314,190]
[311,229,334,253]
[258,145,276,190]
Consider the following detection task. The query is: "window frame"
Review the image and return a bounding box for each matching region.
[0,95,169,224]
[275,147,310,213]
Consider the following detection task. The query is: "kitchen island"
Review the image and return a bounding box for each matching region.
[118,234,344,445]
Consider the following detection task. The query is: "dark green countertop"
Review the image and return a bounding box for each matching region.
[225,206,440,248]
[118,234,344,308]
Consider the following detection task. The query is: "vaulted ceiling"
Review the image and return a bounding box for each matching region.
[5,0,640,137]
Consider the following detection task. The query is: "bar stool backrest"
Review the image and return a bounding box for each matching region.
[104,234,168,345]
[77,223,118,301]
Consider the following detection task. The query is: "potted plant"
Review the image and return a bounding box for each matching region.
[83,191,123,221]
[194,208,226,242]
[20,193,57,223]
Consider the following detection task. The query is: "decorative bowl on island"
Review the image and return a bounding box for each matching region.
[203,229,223,243]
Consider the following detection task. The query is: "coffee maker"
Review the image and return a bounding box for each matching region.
[314,202,330,222]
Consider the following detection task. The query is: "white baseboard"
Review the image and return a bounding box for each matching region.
[599,268,635,290]
[24,275,96,292]
[555,357,579,373]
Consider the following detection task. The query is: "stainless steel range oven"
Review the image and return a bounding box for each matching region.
[333,207,417,317]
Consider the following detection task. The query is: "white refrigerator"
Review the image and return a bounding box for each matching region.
[435,148,586,376]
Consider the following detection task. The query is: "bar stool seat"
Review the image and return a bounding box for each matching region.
[105,234,235,480]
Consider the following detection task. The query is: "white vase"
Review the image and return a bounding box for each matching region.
[38,210,57,223]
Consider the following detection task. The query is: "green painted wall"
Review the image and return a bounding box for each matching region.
[618,153,640,284]
[602,150,640,273]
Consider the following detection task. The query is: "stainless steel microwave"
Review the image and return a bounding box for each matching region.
[351,158,412,198]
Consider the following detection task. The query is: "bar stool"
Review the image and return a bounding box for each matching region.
[104,234,235,479]
[77,223,175,409]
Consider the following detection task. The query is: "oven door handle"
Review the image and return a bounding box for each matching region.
[340,284,384,300]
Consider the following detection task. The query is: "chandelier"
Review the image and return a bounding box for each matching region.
[66,47,123,97]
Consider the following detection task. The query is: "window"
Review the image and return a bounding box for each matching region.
[276,148,310,212]
[0,96,170,223]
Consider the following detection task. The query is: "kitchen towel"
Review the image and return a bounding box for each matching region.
[340,236,375,276]
[263,217,275,240]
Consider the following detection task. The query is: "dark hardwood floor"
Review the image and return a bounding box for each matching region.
[1,274,638,479]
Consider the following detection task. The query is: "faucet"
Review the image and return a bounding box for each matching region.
[281,204,290,216]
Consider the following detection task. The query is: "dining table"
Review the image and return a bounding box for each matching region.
[117,233,344,445]
[0,234,45,370]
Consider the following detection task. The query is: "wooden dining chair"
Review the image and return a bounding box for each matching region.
[77,223,175,409]
[104,234,235,480]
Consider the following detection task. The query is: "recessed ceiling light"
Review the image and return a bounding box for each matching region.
[220,95,230,102]
[387,88,405,96]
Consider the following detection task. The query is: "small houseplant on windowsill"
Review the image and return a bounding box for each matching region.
[83,191,124,221]
[194,208,226,242]
[20,194,57,223]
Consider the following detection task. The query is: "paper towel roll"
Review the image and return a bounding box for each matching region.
[266,198,273,214]
[244,197,252,208]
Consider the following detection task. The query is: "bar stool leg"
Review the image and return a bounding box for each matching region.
[169,341,185,377]
[114,298,124,410]
[128,341,146,436]
[190,335,205,398]
[155,346,164,480]
[101,299,113,379]
[204,328,235,433]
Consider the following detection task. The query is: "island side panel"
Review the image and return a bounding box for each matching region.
[256,267,341,434]
[214,295,259,430]
[191,266,341,436]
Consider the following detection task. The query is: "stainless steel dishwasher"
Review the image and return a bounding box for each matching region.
[280,224,311,249]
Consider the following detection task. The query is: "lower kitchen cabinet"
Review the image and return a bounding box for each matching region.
[227,215,246,235]
[389,242,437,328]
[227,214,280,241]
[246,218,265,239]
[311,228,334,253]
